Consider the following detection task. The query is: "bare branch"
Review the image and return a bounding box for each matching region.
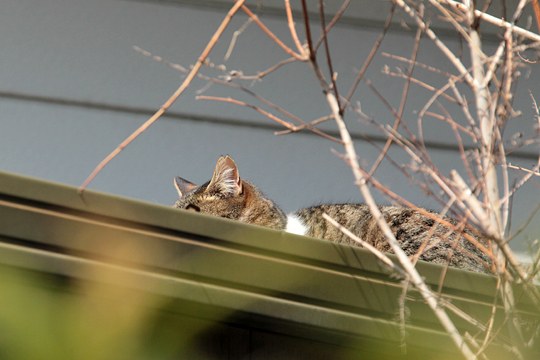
[241,4,307,61]
[391,0,474,87]
[79,0,247,191]
[322,213,404,275]
[344,6,395,105]
[239,57,297,81]
[134,47,307,133]
[196,95,341,143]
[318,0,343,114]
[450,170,497,237]
[534,0,540,32]
[314,0,351,51]
[224,17,253,61]
[330,89,477,360]
[274,114,334,135]
[196,95,294,129]
[370,12,423,176]
[383,67,459,104]
[284,0,306,56]
[441,0,540,43]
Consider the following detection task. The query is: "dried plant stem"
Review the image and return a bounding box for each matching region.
[506,163,540,177]
[451,170,497,237]
[224,17,253,61]
[79,0,247,191]
[322,213,404,275]
[344,6,395,104]
[241,4,307,61]
[318,0,342,114]
[534,0,540,31]
[274,114,334,135]
[442,0,540,43]
[314,0,351,51]
[300,1,477,343]
[381,52,455,78]
[327,89,476,360]
[468,19,503,241]
[196,95,295,129]
[461,2,530,288]
[238,57,297,80]
[477,276,502,357]
[325,212,490,334]
[370,20,423,176]
[391,0,474,87]
[196,95,340,143]
[384,69,459,104]
[358,163,493,265]
[423,111,475,138]
[463,2,538,354]
[284,0,306,56]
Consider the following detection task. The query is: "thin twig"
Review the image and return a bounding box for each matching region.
[301,4,477,349]
[314,0,351,51]
[354,161,494,265]
[344,5,395,105]
[477,275,502,357]
[450,170,498,237]
[224,17,253,61]
[423,111,476,138]
[241,4,307,61]
[383,68,459,104]
[391,0,474,87]
[196,95,295,129]
[331,90,477,360]
[501,157,540,205]
[318,0,343,115]
[324,210,493,346]
[79,0,247,191]
[382,52,455,78]
[133,46,329,142]
[370,18,423,176]
[506,163,540,177]
[322,213,404,275]
[534,0,540,32]
[238,57,297,81]
[196,95,340,143]
[274,114,334,135]
[441,0,540,42]
[284,0,306,56]
[507,202,540,243]
[417,76,466,142]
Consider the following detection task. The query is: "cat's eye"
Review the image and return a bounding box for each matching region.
[185,204,201,212]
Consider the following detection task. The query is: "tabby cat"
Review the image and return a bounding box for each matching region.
[173,156,491,273]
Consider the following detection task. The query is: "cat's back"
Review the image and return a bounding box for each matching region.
[293,203,491,273]
[294,204,372,246]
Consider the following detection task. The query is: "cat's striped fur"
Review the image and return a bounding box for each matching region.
[173,156,491,273]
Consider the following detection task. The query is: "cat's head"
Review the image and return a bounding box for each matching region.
[173,155,248,220]
[173,156,287,229]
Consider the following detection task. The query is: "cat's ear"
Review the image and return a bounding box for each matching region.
[174,177,198,197]
[208,155,242,196]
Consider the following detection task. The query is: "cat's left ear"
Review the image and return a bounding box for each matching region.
[208,155,242,196]
[174,177,198,197]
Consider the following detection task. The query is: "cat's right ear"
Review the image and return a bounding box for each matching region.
[208,155,242,196]
[174,177,198,197]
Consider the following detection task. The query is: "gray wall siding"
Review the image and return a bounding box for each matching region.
[1,0,538,252]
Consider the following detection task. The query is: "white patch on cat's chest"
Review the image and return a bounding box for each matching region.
[286,214,308,236]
